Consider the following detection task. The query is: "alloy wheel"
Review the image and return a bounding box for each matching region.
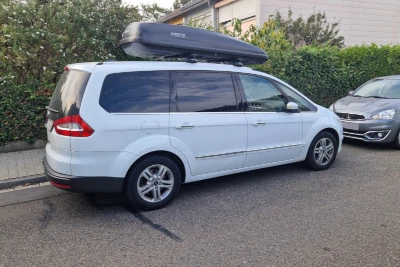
[313,138,335,165]
[137,164,174,203]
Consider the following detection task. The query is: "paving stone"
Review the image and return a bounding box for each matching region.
[0,149,45,182]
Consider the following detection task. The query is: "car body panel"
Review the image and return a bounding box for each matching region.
[45,61,343,191]
[169,112,248,176]
[244,112,303,167]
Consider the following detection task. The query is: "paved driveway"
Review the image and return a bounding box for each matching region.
[0,141,399,266]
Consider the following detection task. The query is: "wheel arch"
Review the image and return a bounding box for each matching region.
[320,127,340,143]
[123,151,187,190]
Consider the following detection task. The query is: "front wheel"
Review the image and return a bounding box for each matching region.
[305,131,338,171]
[391,129,400,150]
[124,156,181,211]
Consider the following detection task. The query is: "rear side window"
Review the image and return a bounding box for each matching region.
[99,71,170,113]
[174,72,237,112]
[48,70,91,121]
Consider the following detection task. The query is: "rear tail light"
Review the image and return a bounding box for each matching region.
[53,115,94,137]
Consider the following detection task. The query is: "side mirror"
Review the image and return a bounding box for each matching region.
[348,91,354,96]
[286,102,300,113]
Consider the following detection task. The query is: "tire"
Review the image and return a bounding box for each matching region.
[391,129,400,150]
[124,156,181,211]
[305,131,338,171]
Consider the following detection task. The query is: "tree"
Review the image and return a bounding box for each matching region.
[140,3,171,22]
[0,0,141,84]
[275,9,345,48]
[172,0,191,10]
[0,0,141,145]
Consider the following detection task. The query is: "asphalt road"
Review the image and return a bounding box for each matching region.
[1,141,399,266]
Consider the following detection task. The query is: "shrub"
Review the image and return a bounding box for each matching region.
[0,0,141,146]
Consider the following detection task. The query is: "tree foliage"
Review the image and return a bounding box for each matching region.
[0,0,140,85]
[1,2,399,146]
[140,3,171,22]
[172,0,191,10]
[275,9,344,48]
[0,0,141,145]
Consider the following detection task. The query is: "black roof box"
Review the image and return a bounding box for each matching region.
[119,22,268,65]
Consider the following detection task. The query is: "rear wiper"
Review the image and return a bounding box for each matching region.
[45,106,59,113]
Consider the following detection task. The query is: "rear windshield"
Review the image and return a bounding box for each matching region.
[48,70,91,120]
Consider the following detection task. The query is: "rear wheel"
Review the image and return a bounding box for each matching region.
[124,156,181,211]
[305,131,338,170]
[391,129,400,149]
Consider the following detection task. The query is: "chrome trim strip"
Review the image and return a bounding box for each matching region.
[196,144,303,159]
[196,151,247,159]
[343,130,391,141]
[247,144,302,153]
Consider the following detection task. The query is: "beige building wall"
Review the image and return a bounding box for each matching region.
[258,0,400,46]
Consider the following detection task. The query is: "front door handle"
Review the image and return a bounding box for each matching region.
[175,123,195,129]
[252,120,266,126]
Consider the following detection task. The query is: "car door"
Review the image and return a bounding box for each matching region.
[237,74,303,167]
[169,71,247,176]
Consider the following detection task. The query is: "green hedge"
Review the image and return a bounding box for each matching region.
[0,0,140,146]
[0,81,51,144]
[257,44,400,107]
[1,44,400,146]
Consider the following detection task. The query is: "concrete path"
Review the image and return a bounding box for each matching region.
[0,149,46,189]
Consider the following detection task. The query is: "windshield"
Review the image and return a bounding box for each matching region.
[354,79,400,99]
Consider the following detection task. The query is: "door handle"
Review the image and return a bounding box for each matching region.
[252,120,266,126]
[175,123,194,129]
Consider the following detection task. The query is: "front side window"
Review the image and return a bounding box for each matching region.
[99,71,170,113]
[174,72,237,112]
[275,82,316,111]
[239,75,286,112]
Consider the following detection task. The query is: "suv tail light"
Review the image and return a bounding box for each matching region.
[53,115,94,137]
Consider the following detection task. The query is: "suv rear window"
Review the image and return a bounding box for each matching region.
[99,71,170,113]
[48,69,91,121]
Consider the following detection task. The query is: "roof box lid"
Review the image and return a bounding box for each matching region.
[119,22,268,65]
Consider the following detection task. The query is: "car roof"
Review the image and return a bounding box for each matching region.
[373,75,400,80]
[67,61,260,75]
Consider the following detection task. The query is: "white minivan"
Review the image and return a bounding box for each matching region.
[44,22,343,210]
[44,61,343,210]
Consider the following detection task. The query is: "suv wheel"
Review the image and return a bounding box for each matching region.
[124,156,181,211]
[305,132,338,171]
[391,129,400,150]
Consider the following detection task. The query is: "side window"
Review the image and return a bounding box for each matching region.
[99,71,169,113]
[174,72,237,112]
[275,82,317,112]
[239,75,286,112]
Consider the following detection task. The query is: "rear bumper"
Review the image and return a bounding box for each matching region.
[43,157,124,193]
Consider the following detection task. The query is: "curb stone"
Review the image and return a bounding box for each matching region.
[0,174,47,190]
[0,140,46,154]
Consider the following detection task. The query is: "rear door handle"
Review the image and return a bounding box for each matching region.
[252,120,266,126]
[175,123,195,129]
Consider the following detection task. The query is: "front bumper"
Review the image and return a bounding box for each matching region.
[341,119,399,143]
[43,157,124,193]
